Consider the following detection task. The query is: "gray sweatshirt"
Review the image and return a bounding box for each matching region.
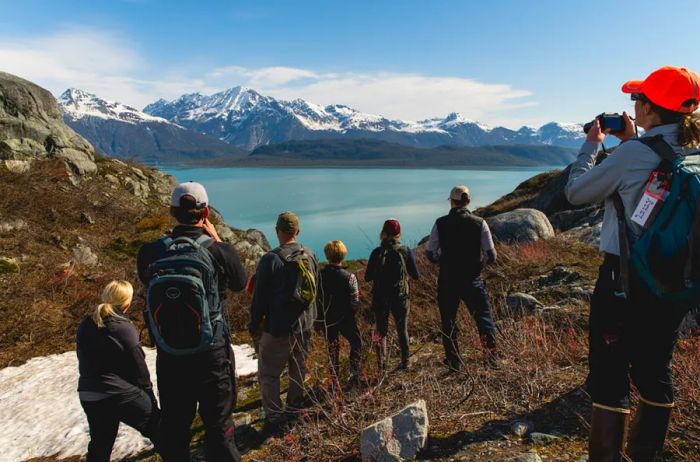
[565,124,698,256]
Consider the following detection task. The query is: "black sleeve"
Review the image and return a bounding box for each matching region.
[365,248,379,282]
[249,253,273,332]
[210,242,247,292]
[113,321,153,390]
[136,239,166,285]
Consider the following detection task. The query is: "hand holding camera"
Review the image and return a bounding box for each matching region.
[583,112,636,143]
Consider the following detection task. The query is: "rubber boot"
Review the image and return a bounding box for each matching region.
[625,402,672,462]
[589,405,630,462]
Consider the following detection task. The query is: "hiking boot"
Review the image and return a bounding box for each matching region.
[486,349,502,369]
[398,359,409,370]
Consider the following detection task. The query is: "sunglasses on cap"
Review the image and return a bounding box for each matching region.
[630,93,649,103]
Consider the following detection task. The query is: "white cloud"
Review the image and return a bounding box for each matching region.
[0,28,535,125]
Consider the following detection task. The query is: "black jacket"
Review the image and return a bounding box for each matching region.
[365,239,420,306]
[435,208,484,282]
[249,243,319,336]
[77,314,152,396]
[319,265,360,325]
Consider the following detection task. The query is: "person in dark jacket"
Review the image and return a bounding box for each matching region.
[365,219,420,371]
[137,182,247,462]
[249,211,319,431]
[77,280,161,462]
[425,185,498,371]
[318,240,362,388]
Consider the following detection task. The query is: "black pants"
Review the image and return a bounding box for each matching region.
[325,317,362,376]
[438,276,497,364]
[374,297,410,361]
[80,389,160,462]
[156,343,241,462]
[588,254,688,410]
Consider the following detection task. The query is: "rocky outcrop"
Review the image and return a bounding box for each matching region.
[487,208,555,243]
[0,71,96,178]
[360,400,429,462]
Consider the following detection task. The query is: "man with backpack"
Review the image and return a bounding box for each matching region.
[425,185,498,371]
[365,219,420,371]
[565,66,700,461]
[249,211,318,432]
[137,182,247,462]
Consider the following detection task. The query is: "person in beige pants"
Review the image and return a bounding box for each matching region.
[249,212,319,432]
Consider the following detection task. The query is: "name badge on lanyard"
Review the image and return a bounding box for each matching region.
[631,170,672,228]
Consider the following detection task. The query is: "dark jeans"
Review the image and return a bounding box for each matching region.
[325,317,362,377]
[80,389,160,462]
[438,276,497,364]
[588,254,689,409]
[157,343,241,462]
[374,297,410,362]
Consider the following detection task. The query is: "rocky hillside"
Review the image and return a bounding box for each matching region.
[0,71,269,367]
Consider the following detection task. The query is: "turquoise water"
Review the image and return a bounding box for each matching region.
[163,167,557,260]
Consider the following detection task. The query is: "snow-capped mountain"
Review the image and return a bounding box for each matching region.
[60,88,171,125]
[144,87,586,151]
[59,89,245,163]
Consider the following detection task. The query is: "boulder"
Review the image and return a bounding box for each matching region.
[561,222,602,247]
[510,420,534,438]
[360,400,429,462]
[0,71,96,177]
[0,219,27,234]
[512,452,543,462]
[507,293,544,312]
[124,176,151,199]
[72,244,99,267]
[0,256,20,274]
[487,208,554,244]
[529,432,560,445]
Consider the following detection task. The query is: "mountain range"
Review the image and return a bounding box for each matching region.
[58,87,586,165]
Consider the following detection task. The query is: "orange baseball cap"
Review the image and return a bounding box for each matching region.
[622,65,700,113]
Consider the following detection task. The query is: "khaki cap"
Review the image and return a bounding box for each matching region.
[276,211,300,234]
[449,185,471,201]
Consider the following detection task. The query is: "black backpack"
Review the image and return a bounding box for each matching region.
[375,243,410,299]
[144,235,225,355]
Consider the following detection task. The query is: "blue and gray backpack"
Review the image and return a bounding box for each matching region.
[144,235,225,355]
[615,135,700,306]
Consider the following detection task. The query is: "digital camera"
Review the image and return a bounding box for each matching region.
[583,113,626,134]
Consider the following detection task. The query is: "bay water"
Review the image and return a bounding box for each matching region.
[163,167,558,260]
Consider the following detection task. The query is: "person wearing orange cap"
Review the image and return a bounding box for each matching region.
[365,219,420,371]
[566,66,700,462]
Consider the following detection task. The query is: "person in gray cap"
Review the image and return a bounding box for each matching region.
[425,185,498,371]
[137,181,247,462]
[249,211,319,433]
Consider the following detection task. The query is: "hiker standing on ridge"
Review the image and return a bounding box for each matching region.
[317,240,363,388]
[365,219,420,371]
[77,280,163,461]
[565,66,700,462]
[249,211,319,433]
[137,182,247,462]
[425,185,499,371]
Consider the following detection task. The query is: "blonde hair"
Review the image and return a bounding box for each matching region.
[380,232,401,243]
[324,240,348,264]
[92,280,133,328]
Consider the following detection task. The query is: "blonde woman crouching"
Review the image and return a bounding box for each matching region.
[76,280,162,461]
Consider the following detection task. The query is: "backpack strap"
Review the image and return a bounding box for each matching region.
[612,193,631,299]
[638,135,681,171]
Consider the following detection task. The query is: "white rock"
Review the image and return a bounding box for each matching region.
[71,244,98,267]
[360,400,429,462]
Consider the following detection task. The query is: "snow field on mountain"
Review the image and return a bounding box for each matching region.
[0,345,257,462]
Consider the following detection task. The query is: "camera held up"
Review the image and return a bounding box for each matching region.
[583,113,626,134]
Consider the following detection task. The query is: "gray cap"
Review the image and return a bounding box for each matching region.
[449,184,470,201]
[171,181,209,207]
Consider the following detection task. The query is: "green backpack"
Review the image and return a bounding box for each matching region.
[614,135,700,306]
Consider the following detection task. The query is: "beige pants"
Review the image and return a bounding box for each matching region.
[258,331,309,421]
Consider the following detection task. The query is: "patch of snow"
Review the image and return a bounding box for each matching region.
[0,344,257,461]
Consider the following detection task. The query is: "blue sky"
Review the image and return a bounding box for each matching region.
[1,0,697,128]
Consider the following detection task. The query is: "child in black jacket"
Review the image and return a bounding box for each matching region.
[318,240,362,387]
